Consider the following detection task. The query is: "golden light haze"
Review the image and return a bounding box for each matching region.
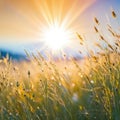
[0,0,96,43]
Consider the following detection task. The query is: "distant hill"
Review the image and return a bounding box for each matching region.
[0,48,83,61]
[0,49,27,61]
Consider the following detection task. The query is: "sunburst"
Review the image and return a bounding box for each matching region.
[9,0,96,54]
[37,0,95,53]
[43,23,71,51]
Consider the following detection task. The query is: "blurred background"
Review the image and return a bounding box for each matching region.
[0,0,120,60]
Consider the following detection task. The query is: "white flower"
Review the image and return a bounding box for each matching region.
[72,93,78,102]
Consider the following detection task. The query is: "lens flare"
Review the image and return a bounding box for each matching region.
[43,23,71,50]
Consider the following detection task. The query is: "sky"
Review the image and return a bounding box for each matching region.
[0,0,120,55]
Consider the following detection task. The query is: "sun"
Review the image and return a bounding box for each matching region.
[43,24,71,51]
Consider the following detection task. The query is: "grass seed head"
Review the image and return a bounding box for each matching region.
[94,26,99,33]
[112,10,117,18]
[94,17,99,25]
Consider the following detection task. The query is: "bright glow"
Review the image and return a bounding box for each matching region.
[43,24,71,50]
[35,0,95,54]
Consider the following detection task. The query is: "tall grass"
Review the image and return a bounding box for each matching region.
[0,10,120,120]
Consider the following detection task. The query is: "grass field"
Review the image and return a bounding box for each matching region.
[0,10,120,120]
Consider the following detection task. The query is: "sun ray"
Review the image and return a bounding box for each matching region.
[3,0,96,53]
[33,0,96,54]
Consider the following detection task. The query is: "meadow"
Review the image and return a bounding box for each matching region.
[0,10,120,120]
